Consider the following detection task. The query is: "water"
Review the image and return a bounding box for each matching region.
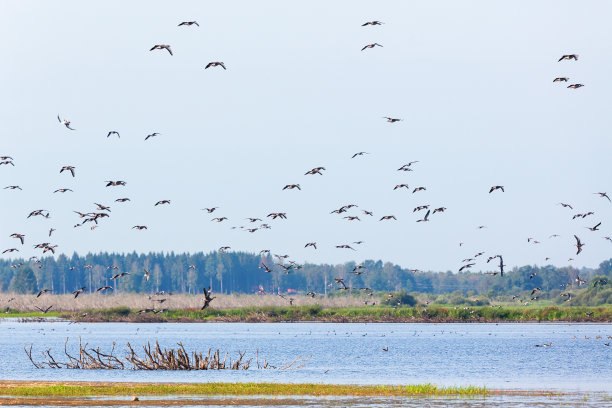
[1,321,611,392]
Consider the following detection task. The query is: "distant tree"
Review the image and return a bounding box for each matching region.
[9,267,38,294]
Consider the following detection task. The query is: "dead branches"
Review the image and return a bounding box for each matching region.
[25,338,291,371]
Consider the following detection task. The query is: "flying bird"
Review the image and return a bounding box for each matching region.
[54,188,73,193]
[558,54,578,61]
[416,210,430,222]
[362,21,384,26]
[145,132,160,141]
[36,289,51,298]
[567,84,584,89]
[587,222,601,231]
[35,305,53,314]
[553,77,569,82]
[4,185,22,190]
[574,235,584,255]
[96,286,113,292]
[283,184,301,190]
[594,192,611,202]
[205,62,226,70]
[383,117,402,123]
[57,115,75,130]
[305,167,326,175]
[305,242,317,249]
[72,287,86,299]
[361,43,383,51]
[150,44,172,55]
[178,21,199,26]
[489,185,504,193]
[10,233,25,245]
[352,152,369,158]
[155,200,171,206]
[132,225,148,230]
[107,131,120,138]
[60,166,75,177]
[201,287,215,309]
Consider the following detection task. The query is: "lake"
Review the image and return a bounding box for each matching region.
[0,321,610,392]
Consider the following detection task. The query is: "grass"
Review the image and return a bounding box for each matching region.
[0,381,488,397]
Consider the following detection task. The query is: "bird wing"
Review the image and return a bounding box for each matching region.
[166,46,173,55]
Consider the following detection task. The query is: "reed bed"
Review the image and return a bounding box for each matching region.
[1,293,367,313]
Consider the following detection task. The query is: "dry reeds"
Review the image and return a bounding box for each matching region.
[4,293,366,313]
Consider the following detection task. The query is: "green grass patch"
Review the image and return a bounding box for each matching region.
[0,382,488,397]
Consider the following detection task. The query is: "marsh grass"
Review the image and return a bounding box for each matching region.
[0,382,488,397]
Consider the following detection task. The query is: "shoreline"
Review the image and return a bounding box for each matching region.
[2,305,611,323]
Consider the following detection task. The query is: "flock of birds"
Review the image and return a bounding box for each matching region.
[1,18,610,314]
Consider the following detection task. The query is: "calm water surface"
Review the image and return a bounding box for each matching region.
[0,321,610,392]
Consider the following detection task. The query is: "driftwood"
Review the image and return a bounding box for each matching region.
[25,338,307,370]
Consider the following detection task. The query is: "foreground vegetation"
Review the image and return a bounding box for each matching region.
[3,304,611,323]
[0,381,488,397]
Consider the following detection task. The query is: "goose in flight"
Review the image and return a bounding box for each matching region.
[95,203,111,212]
[145,132,160,141]
[379,215,397,221]
[416,210,430,222]
[433,207,446,214]
[343,215,360,221]
[219,246,231,253]
[150,44,173,55]
[336,244,356,250]
[489,185,504,193]
[178,21,199,26]
[246,217,262,223]
[259,263,273,273]
[60,166,75,177]
[558,54,578,61]
[0,156,13,161]
[202,207,218,213]
[587,222,601,231]
[352,151,369,158]
[413,187,426,193]
[57,115,75,130]
[362,210,373,216]
[132,225,148,230]
[211,217,228,222]
[413,205,429,212]
[155,200,171,206]
[36,289,52,298]
[305,167,326,175]
[574,235,584,254]
[107,131,120,138]
[558,202,573,209]
[0,160,14,166]
[361,43,383,51]
[35,305,53,314]
[72,287,86,299]
[305,242,317,249]
[110,272,130,280]
[105,180,127,187]
[4,185,22,190]
[459,263,474,272]
[267,212,287,219]
[393,184,409,190]
[567,84,584,89]
[383,117,401,123]
[362,21,384,26]
[96,286,113,292]
[201,287,215,309]
[143,269,150,281]
[54,188,73,193]
[10,233,25,245]
[115,198,130,202]
[283,184,301,190]
[594,192,611,202]
[2,248,18,254]
[205,62,226,70]
[553,77,569,82]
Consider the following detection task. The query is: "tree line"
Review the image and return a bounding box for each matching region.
[1,252,611,301]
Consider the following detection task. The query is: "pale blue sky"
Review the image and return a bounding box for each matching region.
[1,1,610,271]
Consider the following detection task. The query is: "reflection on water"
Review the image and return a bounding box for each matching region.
[0,321,611,392]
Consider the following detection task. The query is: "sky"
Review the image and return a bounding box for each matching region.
[1,0,611,272]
